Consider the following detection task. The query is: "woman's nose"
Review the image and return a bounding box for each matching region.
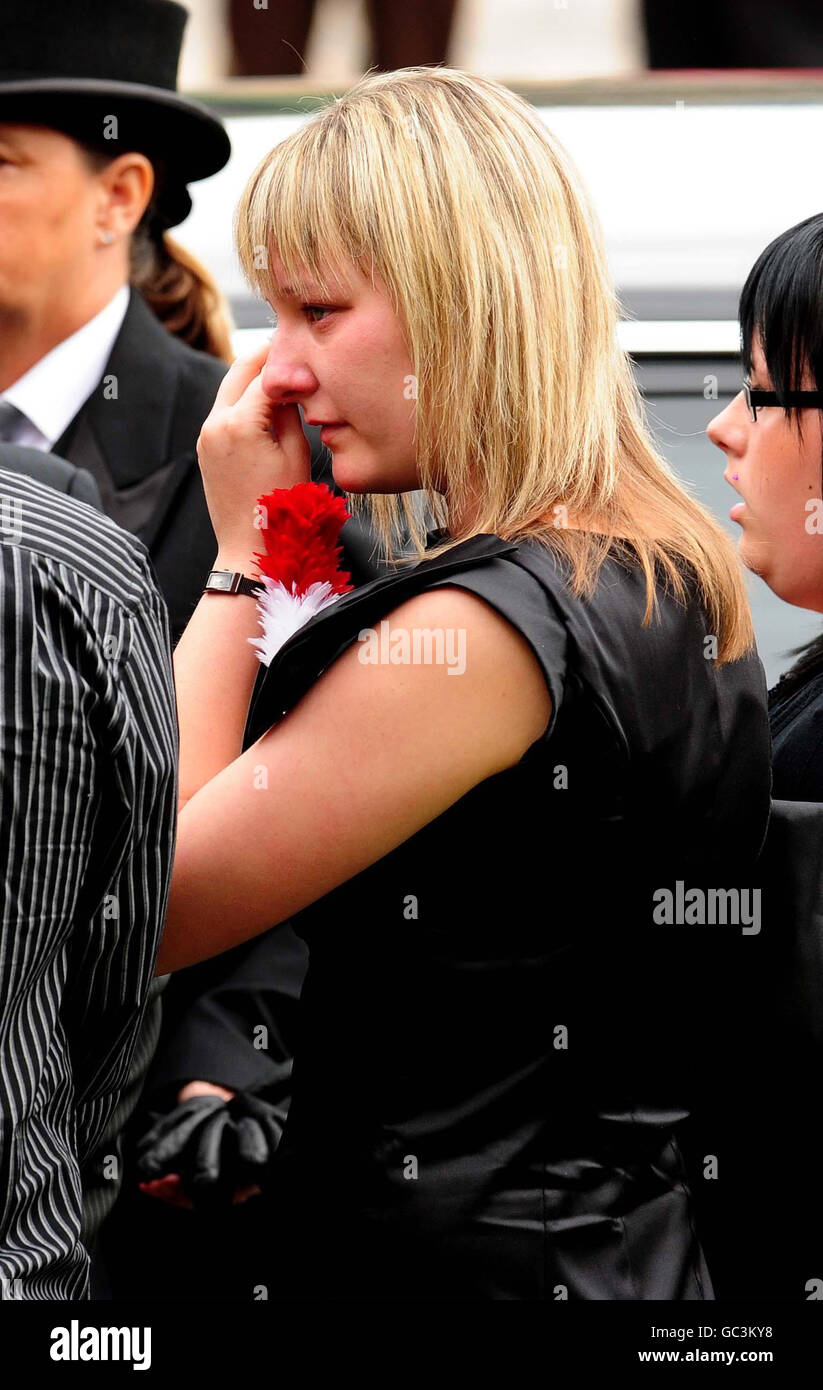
[707,393,747,457]
[260,337,317,403]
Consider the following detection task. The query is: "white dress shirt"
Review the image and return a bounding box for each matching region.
[0,284,130,451]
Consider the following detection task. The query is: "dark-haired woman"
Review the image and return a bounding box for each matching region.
[708,211,823,1299]
[708,212,823,795]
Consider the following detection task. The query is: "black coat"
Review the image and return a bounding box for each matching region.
[76,289,389,1280]
[51,288,387,644]
[679,797,823,1301]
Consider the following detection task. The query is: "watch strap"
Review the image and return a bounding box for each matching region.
[204,569,263,599]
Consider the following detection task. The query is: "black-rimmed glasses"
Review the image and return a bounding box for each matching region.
[743,380,823,422]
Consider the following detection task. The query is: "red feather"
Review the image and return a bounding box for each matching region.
[253,482,354,596]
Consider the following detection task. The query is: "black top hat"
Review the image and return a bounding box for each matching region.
[0,0,231,227]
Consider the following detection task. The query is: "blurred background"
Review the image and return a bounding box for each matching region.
[176,0,823,683]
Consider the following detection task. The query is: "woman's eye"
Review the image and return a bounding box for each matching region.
[303,304,334,324]
[264,305,334,328]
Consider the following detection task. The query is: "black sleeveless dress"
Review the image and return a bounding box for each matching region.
[244,530,772,1300]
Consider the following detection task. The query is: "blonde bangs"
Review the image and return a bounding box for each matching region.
[235,128,362,304]
[233,68,756,665]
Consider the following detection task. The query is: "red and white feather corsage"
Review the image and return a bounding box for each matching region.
[249,481,355,667]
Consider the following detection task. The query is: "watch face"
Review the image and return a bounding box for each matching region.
[208,571,233,591]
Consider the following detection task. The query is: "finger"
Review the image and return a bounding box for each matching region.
[190,1109,234,1191]
[240,1095,285,1153]
[267,400,310,448]
[203,374,312,492]
[224,370,289,438]
[230,374,306,449]
[247,1108,283,1164]
[190,1115,242,1210]
[136,1109,187,1161]
[234,1116,269,1172]
[211,342,270,412]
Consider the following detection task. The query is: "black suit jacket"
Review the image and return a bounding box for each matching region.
[67,291,388,1275]
[0,441,102,509]
[51,289,387,644]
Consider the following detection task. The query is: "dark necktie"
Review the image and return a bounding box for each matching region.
[0,400,27,442]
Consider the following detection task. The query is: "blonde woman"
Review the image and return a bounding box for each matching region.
[155,67,771,1299]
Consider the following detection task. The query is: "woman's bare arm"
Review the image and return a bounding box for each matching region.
[173,575,261,809]
[157,585,551,974]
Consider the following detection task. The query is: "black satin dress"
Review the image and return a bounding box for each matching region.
[244,530,772,1300]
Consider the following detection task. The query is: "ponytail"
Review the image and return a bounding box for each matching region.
[129,218,235,365]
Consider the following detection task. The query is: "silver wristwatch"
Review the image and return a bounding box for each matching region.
[203,569,262,598]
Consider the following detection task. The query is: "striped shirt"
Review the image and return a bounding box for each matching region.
[0,469,177,1299]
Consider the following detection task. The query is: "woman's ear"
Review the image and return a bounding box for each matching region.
[98,151,155,238]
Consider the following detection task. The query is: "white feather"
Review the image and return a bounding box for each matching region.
[249,577,344,666]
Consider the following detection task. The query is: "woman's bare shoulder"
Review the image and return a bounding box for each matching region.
[376,586,552,758]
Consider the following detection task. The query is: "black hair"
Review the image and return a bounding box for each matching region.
[740,214,823,706]
[740,212,823,404]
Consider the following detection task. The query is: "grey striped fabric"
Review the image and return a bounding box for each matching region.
[0,468,178,1300]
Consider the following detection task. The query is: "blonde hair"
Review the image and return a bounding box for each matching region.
[236,66,754,663]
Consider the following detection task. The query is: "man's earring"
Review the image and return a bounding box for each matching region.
[98,229,116,246]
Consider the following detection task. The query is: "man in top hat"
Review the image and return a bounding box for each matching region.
[0,0,384,643]
[0,0,234,644]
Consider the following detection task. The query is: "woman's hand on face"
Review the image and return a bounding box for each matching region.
[197,343,312,565]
